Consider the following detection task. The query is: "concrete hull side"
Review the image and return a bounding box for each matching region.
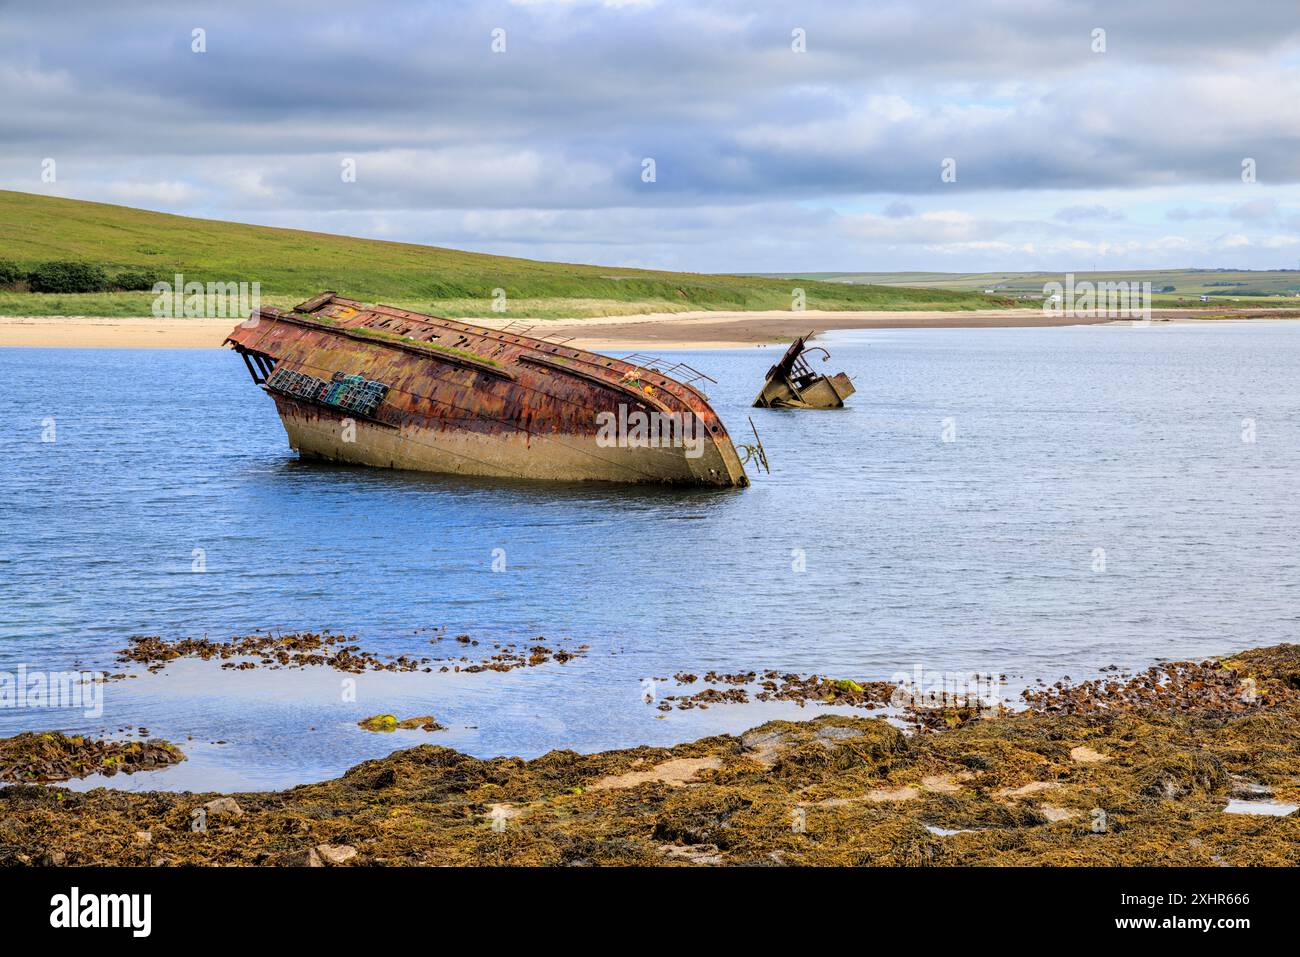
[274,398,742,486]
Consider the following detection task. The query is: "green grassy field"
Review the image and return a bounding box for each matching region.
[0,191,1005,318]
[760,269,1300,308]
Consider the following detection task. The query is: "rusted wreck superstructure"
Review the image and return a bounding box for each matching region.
[752,334,855,409]
[226,293,748,486]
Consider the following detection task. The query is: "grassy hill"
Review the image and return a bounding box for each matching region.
[761,269,1300,308]
[0,191,1005,319]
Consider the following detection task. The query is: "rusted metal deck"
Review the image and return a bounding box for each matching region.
[225,293,748,486]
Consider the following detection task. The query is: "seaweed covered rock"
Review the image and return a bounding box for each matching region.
[0,732,184,783]
[1137,751,1228,800]
[2,646,1299,866]
[763,716,906,783]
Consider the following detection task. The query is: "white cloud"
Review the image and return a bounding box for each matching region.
[3,0,1300,271]
[105,180,200,205]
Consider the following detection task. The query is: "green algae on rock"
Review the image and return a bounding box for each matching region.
[358,715,445,733]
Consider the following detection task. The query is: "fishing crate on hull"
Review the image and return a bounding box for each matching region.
[266,366,391,418]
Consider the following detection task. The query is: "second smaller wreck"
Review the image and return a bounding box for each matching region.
[752,334,855,409]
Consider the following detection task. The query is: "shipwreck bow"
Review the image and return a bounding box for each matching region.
[225,293,748,487]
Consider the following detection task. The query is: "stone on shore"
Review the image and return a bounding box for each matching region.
[315,843,357,865]
[204,796,243,819]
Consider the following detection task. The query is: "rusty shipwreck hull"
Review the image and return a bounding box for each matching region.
[225,293,748,486]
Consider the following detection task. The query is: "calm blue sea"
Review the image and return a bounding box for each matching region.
[1,321,1297,789]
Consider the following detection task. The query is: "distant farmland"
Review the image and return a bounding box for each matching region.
[755,269,1300,307]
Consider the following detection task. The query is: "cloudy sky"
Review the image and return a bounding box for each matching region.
[3,0,1300,273]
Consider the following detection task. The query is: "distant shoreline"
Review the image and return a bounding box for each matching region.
[0,308,1295,351]
[0,309,1091,351]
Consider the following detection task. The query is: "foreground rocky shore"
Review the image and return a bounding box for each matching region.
[2,645,1298,866]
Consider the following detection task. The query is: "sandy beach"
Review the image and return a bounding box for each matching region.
[0,316,239,349]
[476,308,1116,350]
[3,307,1287,351]
[0,309,1066,351]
